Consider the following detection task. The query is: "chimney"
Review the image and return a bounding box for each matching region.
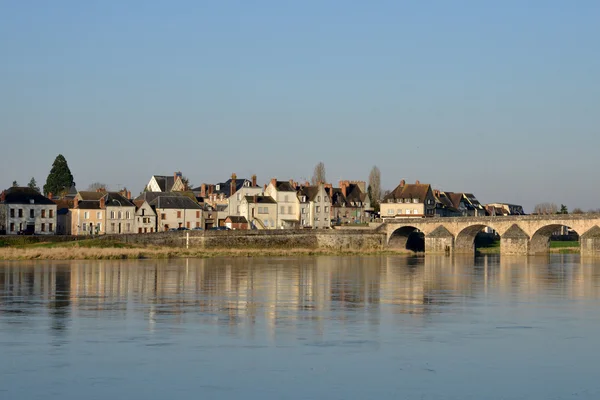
[201,184,207,198]
[74,197,79,209]
[263,184,267,192]
[0,191,5,202]
[230,173,237,196]
[100,196,106,209]
[208,185,214,195]
[47,192,53,200]
[251,174,257,187]
[96,187,106,193]
[270,178,277,187]
[174,171,182,180]
[400,179,405,187]
[341,183,347,198]
[128,190,131,200]
[415,180,420,185]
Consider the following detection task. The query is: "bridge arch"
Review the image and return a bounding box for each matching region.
[455,224,499,254]
[388,226,425,252]
[529,224,579,254]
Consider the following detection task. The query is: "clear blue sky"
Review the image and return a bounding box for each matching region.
[1,1,599,211]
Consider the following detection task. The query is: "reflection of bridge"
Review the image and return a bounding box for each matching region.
[379,214,600,256]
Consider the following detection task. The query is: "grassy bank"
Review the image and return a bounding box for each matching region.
[0,239,402,261]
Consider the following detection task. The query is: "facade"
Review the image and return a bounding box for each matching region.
[381,180,436,219]
[265,179,300,228]
[69,190,136,235]
[240,195,278,229]
[433,190,461,217]
[150,196,203,231]
[53,199,74,235]
[227,174,263,217]
[134,200,157,233]
[0,187,57,235]
[485,203,525,216]
[329,181,371,224]
[297,183,331,228]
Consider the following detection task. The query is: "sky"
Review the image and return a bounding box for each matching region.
[1,1,599,212]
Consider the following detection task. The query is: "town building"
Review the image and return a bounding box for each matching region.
[225,216,249,230]
[297,183,331,228]
[134,200,157,233]
[145,172,187,193]
[0,187,57,235]
[328,181,372,224]
[381,180,436,219]
[265,179,300,229]
[149,195,203,231]
[485,203,525,216]
[240,195,278,229]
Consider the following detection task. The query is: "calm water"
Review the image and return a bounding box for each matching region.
[1,255,600,400]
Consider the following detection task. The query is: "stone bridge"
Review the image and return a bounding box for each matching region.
[379,214,600,256]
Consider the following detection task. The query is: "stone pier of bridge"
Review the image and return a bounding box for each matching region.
[381,214,600,257]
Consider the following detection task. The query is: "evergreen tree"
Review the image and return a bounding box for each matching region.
[43,154,74,196]
[28,177,40,193]
[12,180,18,187]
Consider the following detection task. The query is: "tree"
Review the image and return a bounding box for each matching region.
[533,203,558,215]
[27,177,40,193]
[559,204,568,214]
[572,208,585,214]
[86,182,107,191]
[43,154,74,196]
[311,162,326,185]
[12,180,18,187]
[181,176,192,191]
[368,166,381,206]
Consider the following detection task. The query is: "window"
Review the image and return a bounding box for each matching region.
[387,209,394,215]
[315,217,319,222]
[196,211,201,218]
[41,210,46,218]
[96,223,101,232]
[236,206,240,214]
[177,211,181,218]
[259,207,267,214]
[287,206,292,214]
[84,211,89,219]
[325,206,329,213]
[196,222,200,227]
[161,213,166,220]
[83,223,87,231]
[127,223,131,232]
[215,184,220,191]
[10,223,14,232]
[414,209,418,214]
[10,209,14,218]
[111,211,115,219]
[97,211,102,219]
[49,209,54,218]
[18,209,23,218]
[141,209,145,216]
[30,209,34,218]
[280,206,285,214]
[126,211,131,219]
[237,193,241,200]
[413,198,418,203]
[49,223,53,232]
[118,211,122,219]
[284,195,289,202]
[325,196,329,201]
[325,217,328,221]
[186,222,190,229]
[316,206,320,213]
[317,196,321,202]
[405,209,411,214]
[301,208,306,214]
[41,223,45,232]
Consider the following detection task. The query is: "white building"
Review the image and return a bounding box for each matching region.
[265,179,300,229]
[150,195,203,231]
[297,183,331,229]
[0,187,57,235]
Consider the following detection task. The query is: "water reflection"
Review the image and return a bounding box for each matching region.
[2,255,600,337]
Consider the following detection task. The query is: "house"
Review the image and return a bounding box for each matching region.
[53,198,74,235]
[0,187,57,235]
[485,203,525,216]
[381,180,436,219]
[226,174,262,217]
[432,190,461,217]
[225,216,249,230]
[240,195,278,229]
[328,181,371,224]
[265,179,300,229]
[145,172,187,193]
[70,190,136,235]
[134,200,157,233]
[150,195,203,231]
[297,183,331,228]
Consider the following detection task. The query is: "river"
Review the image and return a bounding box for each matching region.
[1,254,600,399]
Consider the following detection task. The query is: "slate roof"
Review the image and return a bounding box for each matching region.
[298,186,319,202]
[77,200,102,210]
[136,191,197,203]
[78,191,105,201]
[226,216,248,223]
[208,178,256,198]
[104,192,135,208]
[149,196,202,210]
[1,187,56,205]
[275,181,295,192]
[383,183,431,203]
[344,184,367,203]
[434,192,460,213]
[152,175,176,192]
[244,195,277,204]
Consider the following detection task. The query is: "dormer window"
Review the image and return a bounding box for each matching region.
[413,198,418,203]
[244,181,250,187]
[215,184,220,191]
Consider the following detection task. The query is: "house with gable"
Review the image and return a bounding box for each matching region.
[71,189,136,235]
[146,172,187,193]
[196,174,260,211]
[134,200,157,233]
[265,179,300,229]
[328,181,371,225]
[240,195,278,229]
[381,180,436,219]
[297,183,331,229]
[135,191,203,231]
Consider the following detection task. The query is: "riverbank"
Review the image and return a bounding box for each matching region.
[0,239,409,261]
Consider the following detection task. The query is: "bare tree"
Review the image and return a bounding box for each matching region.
[572,208,585,214]
[87,182,107,191]
[533,202,558,215]
[311,162,326,185]
[368,166,381,204]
